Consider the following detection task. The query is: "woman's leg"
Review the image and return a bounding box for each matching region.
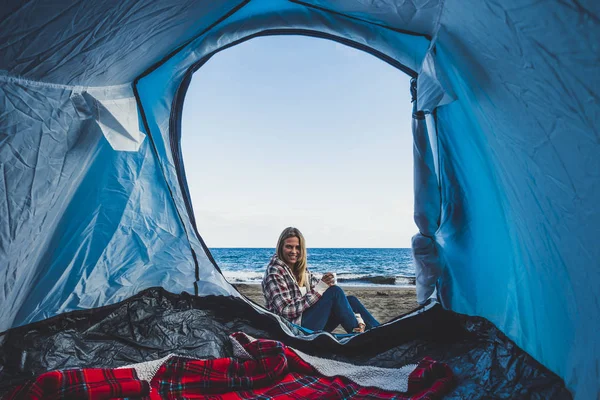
[347,295,380,329]
[323,312,342,333]
[301,286,360,333]
[300,297,331,331]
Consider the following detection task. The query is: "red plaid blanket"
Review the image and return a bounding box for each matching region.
[4,333,453,399]
[2,368,148,400]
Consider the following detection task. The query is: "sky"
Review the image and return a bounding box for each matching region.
[181,36,415,248]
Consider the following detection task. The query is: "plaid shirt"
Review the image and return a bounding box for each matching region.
[262,255,324,324]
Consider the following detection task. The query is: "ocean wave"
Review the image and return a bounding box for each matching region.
[223,270,415,286]
[336,274,416,286]
[222,270,263,283]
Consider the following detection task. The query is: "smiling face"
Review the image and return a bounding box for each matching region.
[281,236,301,267]
[275,227,308,286]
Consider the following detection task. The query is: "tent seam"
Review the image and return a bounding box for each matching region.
[131,84,200,295]
[0,73,133,92]
[430,0,446,45]
[133,0,251,83]
[287,0,432,40]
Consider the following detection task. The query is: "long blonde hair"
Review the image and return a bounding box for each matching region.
[276,227,308,286]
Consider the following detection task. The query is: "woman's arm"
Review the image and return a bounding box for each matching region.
[309,271,320,289]
[309,271,335,289]
[264,268,327,321]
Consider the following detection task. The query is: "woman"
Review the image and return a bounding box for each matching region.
[262,227,379,333]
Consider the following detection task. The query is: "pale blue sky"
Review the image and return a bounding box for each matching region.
[181,36,415,248]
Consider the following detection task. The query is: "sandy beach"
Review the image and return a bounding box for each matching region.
[235,284,418,331]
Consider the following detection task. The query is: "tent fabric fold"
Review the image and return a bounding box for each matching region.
[1,1,598,398]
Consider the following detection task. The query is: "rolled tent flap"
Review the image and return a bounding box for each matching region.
[410,77,444,304]
[411,233,441,304]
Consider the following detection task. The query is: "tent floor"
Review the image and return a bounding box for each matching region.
[0,287,571,399]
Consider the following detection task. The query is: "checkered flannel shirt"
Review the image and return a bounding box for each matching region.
[262,255,328,324]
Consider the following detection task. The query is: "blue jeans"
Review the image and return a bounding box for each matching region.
[301,285,380,333]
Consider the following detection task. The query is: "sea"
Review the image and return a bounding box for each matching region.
[210,248,416,287]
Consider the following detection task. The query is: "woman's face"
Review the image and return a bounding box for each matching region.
[281,236,301,267]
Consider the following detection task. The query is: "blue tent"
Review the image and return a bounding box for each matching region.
[1,1,598,398]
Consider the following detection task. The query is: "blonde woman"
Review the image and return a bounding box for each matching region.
[262,227,379,333]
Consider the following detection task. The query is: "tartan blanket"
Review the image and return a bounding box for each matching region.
[4,332,453,399]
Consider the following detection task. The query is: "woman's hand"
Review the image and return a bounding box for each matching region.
[353,313,365,333]
[321,272,336,286]
[353,323,366,333]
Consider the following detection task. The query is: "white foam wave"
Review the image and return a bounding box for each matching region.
[222,270,263,283]
[222,270,415,286]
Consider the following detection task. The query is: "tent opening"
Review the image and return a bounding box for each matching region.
[180,35,419,322]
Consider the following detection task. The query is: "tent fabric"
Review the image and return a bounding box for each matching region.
[431,5,599,400]
[0,74,233,330]
[0,288,571,399]
[0,1,598,398]
[0,1,248,86]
